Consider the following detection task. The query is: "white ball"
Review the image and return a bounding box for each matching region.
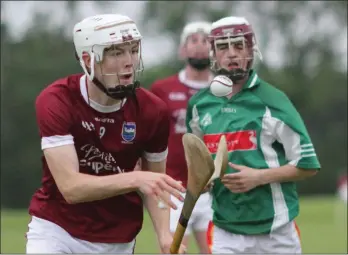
[210,75,233,97]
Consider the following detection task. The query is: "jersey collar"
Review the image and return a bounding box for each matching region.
[242,70,260,90]
[178,69,213,90]
[80,74,126,113]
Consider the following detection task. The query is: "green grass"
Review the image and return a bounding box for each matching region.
[1,196,347,253]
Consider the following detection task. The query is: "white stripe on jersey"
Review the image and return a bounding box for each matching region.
[300,143,313,148]
[300,148,315,153]
[143,148,168,162]
[301,153,317,158]
[41,135,74,150]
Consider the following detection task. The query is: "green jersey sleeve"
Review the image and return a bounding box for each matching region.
[267,96,321,170]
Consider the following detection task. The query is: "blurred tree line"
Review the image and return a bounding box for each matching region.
[1,1,347,208]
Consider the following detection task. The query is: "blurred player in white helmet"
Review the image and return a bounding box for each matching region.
[186,16,320,253]
[150,21,214,253]
[25,14,186,254]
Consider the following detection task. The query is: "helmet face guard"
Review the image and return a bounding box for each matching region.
[88,41,143,100]
[74,15,144,100]
[209,19,263,82]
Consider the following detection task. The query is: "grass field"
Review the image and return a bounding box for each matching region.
[1,196,347,253]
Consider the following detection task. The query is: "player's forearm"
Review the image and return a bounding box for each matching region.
[45,146,140,204]
[258,164,318,185]
[144,194,171,240]
[63,172,138,204]
[142,158,172,239]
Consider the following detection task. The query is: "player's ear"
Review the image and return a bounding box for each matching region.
[81,52,91,69]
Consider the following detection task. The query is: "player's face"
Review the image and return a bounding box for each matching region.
[213,37,252,71]
[96,41,140,87]
[183,33,210,59]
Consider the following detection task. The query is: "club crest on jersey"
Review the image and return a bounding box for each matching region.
[121,122,136,143]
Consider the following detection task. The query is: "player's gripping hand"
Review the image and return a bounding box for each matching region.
[221,163,261,193]
[134,171,186,209]
[159,233,187,254]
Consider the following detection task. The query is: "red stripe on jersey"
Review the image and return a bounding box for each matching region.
[203,130,257,153]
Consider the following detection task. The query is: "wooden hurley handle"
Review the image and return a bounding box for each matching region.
[170,214,189,254]
[170,133,215,254]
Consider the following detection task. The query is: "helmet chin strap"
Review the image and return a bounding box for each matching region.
[92,77,140,100]
[217,68,247,82]
[216,59,253,83]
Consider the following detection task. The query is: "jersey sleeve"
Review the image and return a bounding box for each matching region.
[36,91,74,150]
[268,97,321,170]
[143,100,170,162]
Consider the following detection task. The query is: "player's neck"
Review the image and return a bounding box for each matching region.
[184,65,212,82]
[87,80,122,106]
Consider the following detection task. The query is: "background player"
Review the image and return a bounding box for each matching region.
[26,14,186,254]
[186,16,321,253]
[149,21,213,253]
[337,172,347,203]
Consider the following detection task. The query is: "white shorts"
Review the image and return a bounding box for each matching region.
[26,216,136,254]
[212,220,302,254]
[170,192,213,235]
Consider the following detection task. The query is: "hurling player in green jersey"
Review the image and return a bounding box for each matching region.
[186,16,320,254]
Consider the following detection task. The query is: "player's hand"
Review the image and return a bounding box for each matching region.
[134,171,186,210]
[159,233,187,254]
[221,163,261,193]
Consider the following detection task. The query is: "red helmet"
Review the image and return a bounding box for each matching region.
[209,17,262,82]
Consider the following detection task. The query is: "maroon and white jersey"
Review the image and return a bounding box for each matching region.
[29,73,170,243]
[150,70,212,188]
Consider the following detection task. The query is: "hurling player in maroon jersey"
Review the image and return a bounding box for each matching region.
[26,14,186,254]
[150,22,214,253]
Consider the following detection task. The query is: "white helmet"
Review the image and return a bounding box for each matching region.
[180,21,211,46]
[209,16,262,81]
[73,14,143,96]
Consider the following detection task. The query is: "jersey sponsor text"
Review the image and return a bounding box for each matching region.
[203,130,257,153]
